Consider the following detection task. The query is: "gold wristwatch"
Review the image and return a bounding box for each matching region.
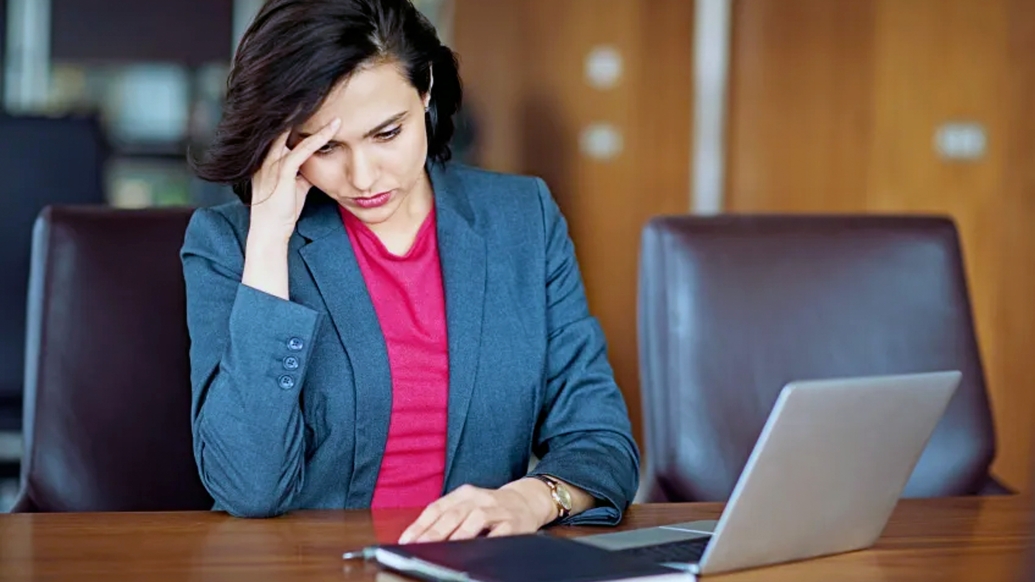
[531,474,572,520]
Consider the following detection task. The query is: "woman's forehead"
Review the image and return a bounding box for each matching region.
[303,63,417,130]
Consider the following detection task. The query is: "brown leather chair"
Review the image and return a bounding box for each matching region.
[637,214,1011,503]
[12,206,212,512]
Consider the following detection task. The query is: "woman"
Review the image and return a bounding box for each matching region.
[182,0,639,543]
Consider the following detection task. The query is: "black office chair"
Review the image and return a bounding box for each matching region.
[13,206,211,512]
[637,214,1012,502]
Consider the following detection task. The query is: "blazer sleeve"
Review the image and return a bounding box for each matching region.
[526,178,641,525]
[180,208,322,518]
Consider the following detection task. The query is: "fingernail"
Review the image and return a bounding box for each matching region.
[331,118,341,127]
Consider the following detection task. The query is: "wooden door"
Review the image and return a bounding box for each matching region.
[726,0,1035,491]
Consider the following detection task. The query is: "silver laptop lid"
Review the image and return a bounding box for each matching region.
[697,371,961,575]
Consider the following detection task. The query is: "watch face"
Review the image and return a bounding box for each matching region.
[555,485,573,510]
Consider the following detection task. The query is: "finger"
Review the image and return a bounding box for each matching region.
[270,128,291,157]
[399,509,438,544]
[261,129,292,174]
[415,505,475,543]
[283,118,341,170]
[295,173,313,197]
[486,521,517,538]
[399,485,485,543]
[398,488,472,544]
[248,130,291,204]
[448,507,494,541]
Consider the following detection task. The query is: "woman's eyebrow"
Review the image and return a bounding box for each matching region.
[363,111,408,138]
[296,111,408,141]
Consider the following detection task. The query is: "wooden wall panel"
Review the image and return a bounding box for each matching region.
[726,0,876,211]
[727,0,1035,490]
[866,0,1015,487]
[453,0,694,452]
[997,0,1035,491]
[448,1,524,174]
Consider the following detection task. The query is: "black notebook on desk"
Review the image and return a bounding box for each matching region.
[368,533,690,582]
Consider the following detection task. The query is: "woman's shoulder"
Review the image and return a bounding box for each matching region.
[439,162,558,228]
[181,199,251,256]
[446,162,541,193]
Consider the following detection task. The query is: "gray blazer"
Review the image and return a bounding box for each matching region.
[180,161,640,523]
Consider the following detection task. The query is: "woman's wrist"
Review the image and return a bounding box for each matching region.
[242,235,291,299]
[245,227,293,254]
[503,478,559,527]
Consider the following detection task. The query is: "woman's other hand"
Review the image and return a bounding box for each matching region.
[397,480,557,544]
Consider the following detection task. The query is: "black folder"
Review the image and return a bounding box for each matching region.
[366,533,689,582]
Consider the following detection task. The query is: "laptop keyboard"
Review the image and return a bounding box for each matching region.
[613,537,711,565]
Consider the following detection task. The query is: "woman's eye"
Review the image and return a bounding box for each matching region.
[375,127,402,142]
[316,143,337,154]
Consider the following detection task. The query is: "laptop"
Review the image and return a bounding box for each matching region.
[574,371,962,576]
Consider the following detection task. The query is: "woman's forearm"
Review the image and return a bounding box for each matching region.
[242,234,291,299]
[502,476,597,527]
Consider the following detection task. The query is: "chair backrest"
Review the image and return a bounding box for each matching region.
[14,205,212,512]
[0,114,108,431]
[637,214,999,502]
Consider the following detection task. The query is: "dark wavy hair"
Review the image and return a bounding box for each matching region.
[190,0,463,203]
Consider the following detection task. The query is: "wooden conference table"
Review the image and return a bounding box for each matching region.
[1,495,1033,581]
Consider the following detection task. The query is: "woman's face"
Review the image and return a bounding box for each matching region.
[291,61,431,228]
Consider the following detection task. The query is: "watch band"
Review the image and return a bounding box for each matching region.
[531,474,571,520]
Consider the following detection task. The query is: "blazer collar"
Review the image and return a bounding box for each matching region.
[427,161,487,486]
[294,161,487,501]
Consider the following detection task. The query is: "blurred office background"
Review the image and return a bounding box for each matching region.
[1,0,1033,511]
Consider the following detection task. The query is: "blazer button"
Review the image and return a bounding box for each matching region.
[283,356,300,370]
[287,337,304,351]
[278,375,296,390]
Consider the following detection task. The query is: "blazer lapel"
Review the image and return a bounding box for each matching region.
[430,164,487,486]
[295,195,391,508]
